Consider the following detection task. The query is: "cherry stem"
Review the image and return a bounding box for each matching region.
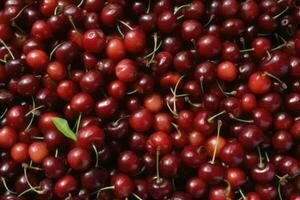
[146,0,151,13]
[210,120,222,164]
[174,4,191,15]
[68,16,77,31]
[217,80,236,96]
[55,149,58,158]
[25,96,37,131]
[199,76,205,94]
[278,183,283,200]
[116,24,124,38]
[272,35,287,51]
[171,75,184,117]
[263,71,287,89]
[65,193,72,200]
[49,42,63,60]
[118,20,133,30]
[11,21,26,34]
[228,113,254,123]
[171,122,181,134]
[0,58,6,63]
[0,39,15,59]
[240,37,246,50]
[54,4,61,15]
[0,108,8,119]
[132,193,143,200]
[1,177,16,194]
[185,97,201,107]
[156,147,161,184]
[32,136,44,140]
[264,151,270,162]
[204,14,215,27]
[22,163,43,171]
[207,110,226,123]
[77,0,84,7]
[10,4,31,22]
[18,186,41,197]
[240,48,254,53]
[75,112,82,133]
[273,7,289,19]
[92,144,99,168]
[257,146,265,169]
[96,186,115,197]
[238,188,246,200]
[144,33,161,67]
[25,105,44,117]
[23,165,44,194]
[113,115,130,126]
[172,178,176,190]
[126,89,138,95]
[224,179,232,196]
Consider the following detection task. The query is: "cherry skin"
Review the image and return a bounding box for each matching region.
[26,49,48,71]
[209,185,234,200]
[54,175,78,198]
[185,177,207,199]
[42,156,66,179]
[129,108,153,132]
[70,92,94,113]
[10,142,29,163]
[77,125,105,149]
[28,141,49,163]
[117,150,141,175]
[111,173,134,198]
[124,28,146,53]
[198,163,224,185]
[225,167,246,189]
[67,147,92,171]
[248,72,271,94]
[82,29,105,53]
[146,131,173,155]
[196,34,222,58]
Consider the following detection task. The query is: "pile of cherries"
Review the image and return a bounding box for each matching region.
[1,0,300,199]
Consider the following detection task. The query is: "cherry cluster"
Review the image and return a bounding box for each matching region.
[0,0,300,199]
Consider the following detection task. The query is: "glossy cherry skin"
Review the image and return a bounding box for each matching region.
[185,177,207,199]
[220,140,245,167]
[112,173,134,198]
[147,176,173,200]
[251,163,275,183]
[117,150,141,175]
[248,72,271,94]
[159,153,180,177]
[129,108,153,132]
[194,111,216,136]
[209,186,234,200]
[198,163,224,185]
[42,156,66,179]
[146,131,173,155]
[80,167,108,190]
[238,125,264,150]
[54,175,78,198]
[67,147,91,171]
[77,125,105,149]
[196,34,221,58]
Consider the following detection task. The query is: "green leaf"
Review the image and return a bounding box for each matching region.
[51,117,77,141]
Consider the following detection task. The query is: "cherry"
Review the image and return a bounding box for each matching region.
[56,80,78,101]
[186,177,207,199]
[54,175,78,198]
[6,105,27,130]
[26,49,48,71]
[31,19,53,40]
[157,10,177,33]
[248,72,271,94]
[208,185,234,200]
[220,140,245,167]
[100,3,124,27]
[77,125,105,149]
[124,28,146,53]
[115,59,137,82]
[194,111,217,136]
[147,176,173,200]
[225,167,246,189]
[129,108,153,132]
[81,167,108,190]
[117,150,141,175]
[181,19,203,41]
[82,29,105,53]
[251,162,275,184]
[238,125,264,150]
[196,34,221,58]
[159,153,180,177]
[42,156,66,179]
[111,173,134,198]
[255,184,278,200]
[146,131,173,155]
[79,70,103,93]
[10,142,28,163]
[67,147,92,171]
[0,126,17,149]
[28,141,49,163]
[198,163,224,185]
[70,92,94,113]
